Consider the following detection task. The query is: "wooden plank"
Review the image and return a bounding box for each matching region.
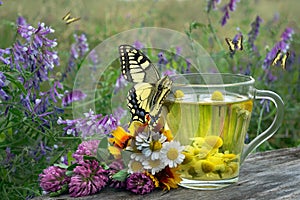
[36,147,300,200]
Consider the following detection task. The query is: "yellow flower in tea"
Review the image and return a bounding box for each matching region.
[211,90,224,101]
[174,90,184,98]
[190,137,205,148]
[201,160,215,173]
[204,135,223,149]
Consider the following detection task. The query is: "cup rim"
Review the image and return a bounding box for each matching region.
[169,73,255,88]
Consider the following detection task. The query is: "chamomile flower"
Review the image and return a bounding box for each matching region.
[135,131,167,160]
[161,141,185,168]
[142,158,166,175]
[128,159,144,174]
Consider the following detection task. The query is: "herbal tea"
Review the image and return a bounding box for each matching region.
[164,91,253,181]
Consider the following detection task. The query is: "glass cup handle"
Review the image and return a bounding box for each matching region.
[241,89,284,163]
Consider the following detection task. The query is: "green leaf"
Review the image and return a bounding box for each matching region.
[49,184,68,197]
[67,163,78,171]
[54,163,69,169]
[112,169,129,182]
[96,136,110,161]
[4,73,26,94]
[121,150,131,167]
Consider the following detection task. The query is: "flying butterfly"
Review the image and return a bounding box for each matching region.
[119,44,172,128]
[62,11,80,25]
[225,34,243,53]
[271,49,289,69]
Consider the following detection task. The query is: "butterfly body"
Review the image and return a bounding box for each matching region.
[271,49,289,69]
[119,45,172,127]
[225,34,243,53]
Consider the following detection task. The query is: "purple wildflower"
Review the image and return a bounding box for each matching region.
[57,109,119,138]
[0,18,59,94]
[221,0,240,26]
[112,106,127,122]
[126,172,155,195]
[1,147,15,169]
[108,160,126,189]
[248,16,263,50]
[206,0,221,13]
[263,27,294,69]
[72,140,100,162]
[185,58,192,73]
[62,33,89,81]
[133,41,144,50]
[17,16,27,26]
[39,166,70,192]
[162,69,176,77]
[61,90,87,107]
[0,72,10,100]
[260,99,271,113]
[158,52,168,65]
[174,46,182,61]
[266,70,278,83]
[29,141,52,161]
[0,48,11,65]
[114,74,127,94]
[69,159,108,197]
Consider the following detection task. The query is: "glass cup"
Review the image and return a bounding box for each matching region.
[163,73,284,190]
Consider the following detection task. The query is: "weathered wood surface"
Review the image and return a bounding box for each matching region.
[36,147,300,200]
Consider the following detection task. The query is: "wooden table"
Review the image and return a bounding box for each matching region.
[36,147,300,200]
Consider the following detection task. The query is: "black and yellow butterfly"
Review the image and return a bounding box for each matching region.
[119,45,172,127]
[62,11,80,25]
[225,34,243,53]
[271,49,289,69]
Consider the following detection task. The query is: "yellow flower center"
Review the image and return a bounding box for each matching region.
[131,160,143,172]
[148,159,161,168]
[150,141,162,151]
[167,148,179,161]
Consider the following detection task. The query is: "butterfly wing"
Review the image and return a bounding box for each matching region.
[148,76,172,126]
[225,38,235,52]
[272,50,282,66]
[119,45,160,83]
[127,83,155,124]
[281,51,289,69]
[66,17,81,25]
[237,35,243,50]
[62,11,71,21]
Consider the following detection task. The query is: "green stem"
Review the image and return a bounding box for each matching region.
[207,13,224,51]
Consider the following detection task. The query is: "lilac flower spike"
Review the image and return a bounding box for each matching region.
[206,0,221,13]
[62,90,87,107]
[57,109,119,138]
[248,16,263,50]
[133,41,144,50]
[221,0,240,26]
[0,72,10,100]
[0,18,59,93]
[158,52,168,65]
